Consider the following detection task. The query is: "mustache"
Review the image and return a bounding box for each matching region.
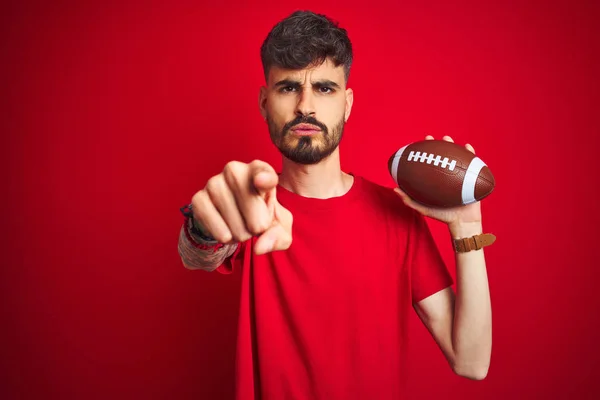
[283,116,328,135]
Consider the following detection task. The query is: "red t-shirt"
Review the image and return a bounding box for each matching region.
[218,175,453,400]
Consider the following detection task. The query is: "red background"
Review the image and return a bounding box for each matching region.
[2,0,599,398]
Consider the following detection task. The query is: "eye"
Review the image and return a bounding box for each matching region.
[281,86,297,93]
[319,87,334,94]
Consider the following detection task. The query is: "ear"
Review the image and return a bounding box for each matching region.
[259,86,268,121]
[344,87,354,122]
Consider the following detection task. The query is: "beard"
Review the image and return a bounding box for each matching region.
[267,115,345,165]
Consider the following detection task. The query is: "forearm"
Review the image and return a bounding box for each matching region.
[449,221,492,379]
[177,222,238,272]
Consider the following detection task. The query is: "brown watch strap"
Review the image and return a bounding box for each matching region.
[452,233,496,253]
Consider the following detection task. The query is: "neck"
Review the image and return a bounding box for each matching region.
[278,148,354,199]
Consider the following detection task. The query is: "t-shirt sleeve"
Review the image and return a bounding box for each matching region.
[409,210,454,303]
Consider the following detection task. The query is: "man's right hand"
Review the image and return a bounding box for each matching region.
[190,160,293,255]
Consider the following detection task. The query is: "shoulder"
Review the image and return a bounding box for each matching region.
[356,176,394,196]
[355,175,399,204]
[353,175,415,221]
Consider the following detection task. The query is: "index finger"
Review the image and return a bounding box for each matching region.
[248,160,279,196]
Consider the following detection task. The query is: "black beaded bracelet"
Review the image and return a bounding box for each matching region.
[180,203,216,242]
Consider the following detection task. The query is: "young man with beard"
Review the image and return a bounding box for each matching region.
[178,10,492,400]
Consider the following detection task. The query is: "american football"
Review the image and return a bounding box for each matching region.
[388,139,495,208]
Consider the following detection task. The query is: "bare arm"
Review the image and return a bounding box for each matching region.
[414,221,492,380]
[394,136,492,380]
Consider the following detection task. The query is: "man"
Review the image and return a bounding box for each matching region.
[178,10,492,400]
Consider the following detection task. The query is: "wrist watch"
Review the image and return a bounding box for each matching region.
[452,233,496,253]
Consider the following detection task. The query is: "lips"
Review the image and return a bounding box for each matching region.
[291,123,322,135]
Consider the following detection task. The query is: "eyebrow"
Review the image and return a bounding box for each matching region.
[273,79,341,90]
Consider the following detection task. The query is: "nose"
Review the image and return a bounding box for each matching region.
[295,88,316,117]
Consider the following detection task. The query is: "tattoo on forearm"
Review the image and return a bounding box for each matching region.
[177,225,238,271]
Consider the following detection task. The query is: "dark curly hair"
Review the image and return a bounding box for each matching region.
[260,10,353,82]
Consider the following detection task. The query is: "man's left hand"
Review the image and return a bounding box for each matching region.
[393,135,483,233]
